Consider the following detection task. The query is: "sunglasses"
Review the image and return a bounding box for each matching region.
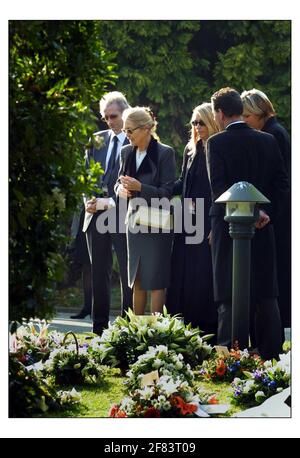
[104,113,119,121]
[122,126,141,135]
[191,119,206,127]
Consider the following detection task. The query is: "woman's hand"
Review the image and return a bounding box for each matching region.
[117,177,133,198]
[120,175,142,192]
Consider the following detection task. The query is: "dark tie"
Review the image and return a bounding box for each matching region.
[102,136,119,187]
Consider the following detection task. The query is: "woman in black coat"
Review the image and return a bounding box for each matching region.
[241,88,291,335]
[115,107,176,315]
[166,103,220,339]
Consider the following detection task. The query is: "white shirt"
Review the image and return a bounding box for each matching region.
[136,149,147,171]
[105,131,126,172]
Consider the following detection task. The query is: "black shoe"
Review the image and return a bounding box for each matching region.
[92,326,108,336]
[70,311,91,319]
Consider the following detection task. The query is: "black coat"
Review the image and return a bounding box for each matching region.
[115,137,176,290]
[166,142,217,335]
[206,122,289,302]
[262,117,291,183]
[262,117,291,326]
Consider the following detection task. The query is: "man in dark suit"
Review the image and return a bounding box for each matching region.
[206,87,289,360]
[80,91,132,335]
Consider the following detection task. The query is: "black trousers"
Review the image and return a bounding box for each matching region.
[217,297,282,360]
[70,228,92,314]
[86,211,132,334]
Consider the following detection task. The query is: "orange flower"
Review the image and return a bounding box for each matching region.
[108,404,120,417]
[208,395,219,405]
[216,360,226,377]
[172,396,197,416]
[116,410,127,418]
[230,349,241,360]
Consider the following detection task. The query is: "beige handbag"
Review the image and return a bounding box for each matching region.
[131,205,173,230]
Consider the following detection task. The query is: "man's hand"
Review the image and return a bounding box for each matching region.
[255,210,270,229]
[85,197,97,214]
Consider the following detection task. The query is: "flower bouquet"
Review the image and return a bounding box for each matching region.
[125,345,194,391]
[89,307,213,372]
[108,375,200,418]
[199,347,263,382]
[44,332,107,385]
[231,351,291,407]
[9,320,64,366]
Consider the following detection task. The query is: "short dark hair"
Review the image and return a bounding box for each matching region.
[211,87,243,117]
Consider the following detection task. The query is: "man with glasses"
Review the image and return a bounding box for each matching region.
[75,91,132,336]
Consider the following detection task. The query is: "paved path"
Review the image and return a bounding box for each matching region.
[41,311,116,335]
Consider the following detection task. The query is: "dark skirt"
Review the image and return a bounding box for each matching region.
[126,223,173,290]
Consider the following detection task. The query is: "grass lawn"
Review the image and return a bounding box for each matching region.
[39,367,242,418]
[39,369,127,418]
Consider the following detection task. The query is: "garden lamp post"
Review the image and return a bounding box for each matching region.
[215,181,270,349]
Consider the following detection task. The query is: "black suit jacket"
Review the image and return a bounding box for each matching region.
[83,130,129,232]
[207,123,289,222]
[206,122,289,302]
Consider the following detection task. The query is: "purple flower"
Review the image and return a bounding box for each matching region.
[234,389,242,397]
[253,370,263,380]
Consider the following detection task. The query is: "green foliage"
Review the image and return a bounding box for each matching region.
[211,20,291,130]
[9,21,117,322]
[99,20,208,150]
[9,355,81,417]
[100,20,290,153]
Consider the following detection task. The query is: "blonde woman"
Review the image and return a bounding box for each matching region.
[115,107,176,315]
[241,88,290,180]
[166,103,220,340]
[241,88,291,339]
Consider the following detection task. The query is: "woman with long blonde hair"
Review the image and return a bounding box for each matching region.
[166,102,220,339]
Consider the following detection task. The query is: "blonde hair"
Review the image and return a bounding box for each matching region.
[99,91,129,117]
[188,102,220,152]
[122,106,159,140]
[241,88,275,119]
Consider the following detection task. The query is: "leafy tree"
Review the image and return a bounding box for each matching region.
[9,20,116,323]
[99,20,290,154]
[98,20,210,152]
[195,20,291,130]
